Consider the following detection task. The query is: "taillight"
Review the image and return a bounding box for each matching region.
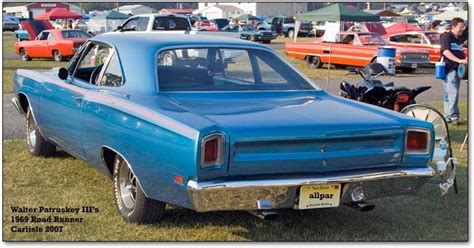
[406,129,430,154]
[396,93,410,103]
[200,133,225,168]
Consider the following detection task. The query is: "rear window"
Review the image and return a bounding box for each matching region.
[152,16,190,31]
[157,47,316,92]
[62,30,92,39]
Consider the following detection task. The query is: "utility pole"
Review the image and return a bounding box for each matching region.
[116,2,119,12]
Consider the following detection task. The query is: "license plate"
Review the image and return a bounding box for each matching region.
[298,184,341,209]
[411,63,417,68]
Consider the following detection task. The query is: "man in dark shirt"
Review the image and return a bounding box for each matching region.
[440,17,467,125]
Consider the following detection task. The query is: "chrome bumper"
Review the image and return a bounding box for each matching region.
[187,167,434,212]
[11,97,25,116]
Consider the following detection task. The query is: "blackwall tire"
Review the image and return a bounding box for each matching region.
[26,107,55,157]
[305,56,322,69]
[113,154,166,224]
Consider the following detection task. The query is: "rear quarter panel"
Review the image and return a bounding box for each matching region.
[81,94,200,209]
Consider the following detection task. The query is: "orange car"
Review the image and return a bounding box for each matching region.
[285,31,430,73]
[15,29,91,62]
[384,31,468,63]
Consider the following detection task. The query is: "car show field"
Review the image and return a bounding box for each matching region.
[2,25,468,241]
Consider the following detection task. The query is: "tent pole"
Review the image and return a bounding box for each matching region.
[326,42,332,91]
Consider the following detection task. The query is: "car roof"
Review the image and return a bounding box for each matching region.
[131,13,188,19]
[91,32,270,50]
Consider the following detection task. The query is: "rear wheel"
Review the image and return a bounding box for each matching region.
[305,56,322,69]
[262,40,271,44]
[113,154,166,223]
[26,107,56,157]
[288,29,295,38]
[53,50,64,62]
[20,49,31,61]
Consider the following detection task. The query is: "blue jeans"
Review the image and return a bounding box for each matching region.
[442,70,460,121]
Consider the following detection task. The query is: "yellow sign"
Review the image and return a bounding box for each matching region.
[299,184,341,209]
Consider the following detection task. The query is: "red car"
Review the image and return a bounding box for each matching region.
[286,31,430,73]
[15,29,91,62]
[384,31,468,63]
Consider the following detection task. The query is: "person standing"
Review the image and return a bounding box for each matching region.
[440,17,467,125]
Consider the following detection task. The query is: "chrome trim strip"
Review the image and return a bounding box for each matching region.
[11,97,24,116]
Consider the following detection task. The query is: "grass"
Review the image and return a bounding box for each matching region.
[2,32,68,93]
[2,101,468,241]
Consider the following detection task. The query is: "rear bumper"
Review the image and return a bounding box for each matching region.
[187,166,434,212]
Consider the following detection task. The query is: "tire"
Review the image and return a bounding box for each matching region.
[262,40,271,44]
[20,49,31,61]
[400,67,417,73]
[53,50,64,62]
[26,107,56,157]
[305,56,322,69]
[288,29,295,38]
[113,154,166,224]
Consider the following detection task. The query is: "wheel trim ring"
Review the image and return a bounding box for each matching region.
[118,160,137,211]
[27,114,36,149]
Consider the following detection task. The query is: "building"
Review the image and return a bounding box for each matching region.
[193,5,244,19]
[117,5,153,16]
[159,8,196,15]
[3,2,85,18]
[195,3,307,18]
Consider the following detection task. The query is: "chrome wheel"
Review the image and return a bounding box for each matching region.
[118,160,137,211]
[26,111,37,151]
[25,107,56,157]
[20,49,31,61]
[53,50,63,62]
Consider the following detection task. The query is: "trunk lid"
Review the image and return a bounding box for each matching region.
[168,91,406,176]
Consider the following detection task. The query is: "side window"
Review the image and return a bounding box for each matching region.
[38,32,49,40]
[99,53,124,87]
[73,43,112,84]
[122,18,139,31]
[220,49,255,83]
[255,56,286,84]
[408,34,422,44]
[137,17,149,31]
[47,32,55,40]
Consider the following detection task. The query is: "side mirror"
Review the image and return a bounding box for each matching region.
[58,68,68,80]
[116,25,123,31]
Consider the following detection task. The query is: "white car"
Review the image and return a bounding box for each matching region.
[119,14,239,39]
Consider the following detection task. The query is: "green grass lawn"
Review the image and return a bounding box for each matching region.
[2,101,468,241]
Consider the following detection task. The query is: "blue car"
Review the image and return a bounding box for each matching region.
[12,33,435,223]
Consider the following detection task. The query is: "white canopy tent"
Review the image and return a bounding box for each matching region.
[433,10,468,21]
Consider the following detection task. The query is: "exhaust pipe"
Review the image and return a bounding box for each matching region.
[345,201,375,212]
[248,210,279,220]
[248,199,279,220]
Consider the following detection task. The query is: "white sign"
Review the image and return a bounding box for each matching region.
[41,4,57,7]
